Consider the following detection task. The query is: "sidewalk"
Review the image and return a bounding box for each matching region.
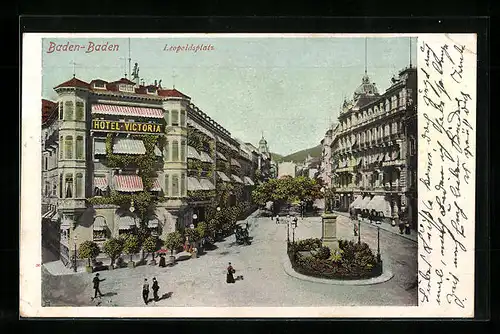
[332,211,418,243]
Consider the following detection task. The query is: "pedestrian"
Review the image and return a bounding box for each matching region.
[226,262,236,284]
[292,215,298,226]
[152,277,160,301]
[142,278,150,305]
[275,214,280,225]
[159,254,166,268]
[92,273,105,299]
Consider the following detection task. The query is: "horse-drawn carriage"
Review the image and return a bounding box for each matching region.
[235,225,251,245]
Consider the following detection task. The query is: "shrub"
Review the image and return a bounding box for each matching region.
[196,222,208,239]
[295,238,322,251]
[163,231,183,256]
[314,246,331,260]
[142,235,160,260]
[103,238,124,266]
[185,228,201,243]
[339,240,377,269]
[122,234,140,262]
[78,240,101,267]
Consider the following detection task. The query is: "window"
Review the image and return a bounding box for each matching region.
[181,173,186,195]
[64,136,73,159]
[171,110,179,126]
[65,174,73,198]
[64,101,74,120]
[385,99,390,111]
[59,102,63,120]
[180,110,186,127]
[165,110,170,126]
[392,122,398,135]
[75,173,83,198]
[44,156,48,170]
[76,136,84,159]
[52,180,57,196]
[172,175,179,196]
[164,174,170,196]
[75,102,84,121]
[164,140,169,161]
[180,140,186,161]
[59,174,63,198]
[59,136,64,159]
[172,140,179,161]
[93,82,105,89]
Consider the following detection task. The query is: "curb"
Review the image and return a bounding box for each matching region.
[333,211,417,243]
[282,256,394,286]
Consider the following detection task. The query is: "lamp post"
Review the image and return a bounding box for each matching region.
[193,213,198,227]
[130,200,135,212]
[292,220,297,244]
[73,235,78,273]
[287,219,290,243]
[377,226,381,262]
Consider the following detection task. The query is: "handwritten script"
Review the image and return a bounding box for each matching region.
[417,34,476,315]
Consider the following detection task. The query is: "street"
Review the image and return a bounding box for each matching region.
[42,213,417,307]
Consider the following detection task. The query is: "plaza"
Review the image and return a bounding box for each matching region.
[42,212,417,307]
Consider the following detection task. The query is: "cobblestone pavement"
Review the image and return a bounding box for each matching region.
[41,214,417,307]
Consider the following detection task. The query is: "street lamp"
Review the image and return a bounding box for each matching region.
[73,235,78,273]
[377,226,381,262]
[292,220,297,244]
[192,213,198,227]
[129,200,135,213]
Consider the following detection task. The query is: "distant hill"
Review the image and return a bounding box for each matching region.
[280,144,322,163]
[270,152,284,162]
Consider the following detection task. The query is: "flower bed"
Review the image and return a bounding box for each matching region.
[287,238,382,280]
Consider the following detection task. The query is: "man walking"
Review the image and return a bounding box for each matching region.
[275,214,280,225]
[142,278,150,305]
[92,273,105,299]
[152,277,160,301]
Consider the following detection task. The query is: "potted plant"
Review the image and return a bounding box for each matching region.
[196,222,208,252]
[163,231,183,265]
[122,234,140,268]
[78,240,100,273]
[142,235,160,265]
[103,237,124,270]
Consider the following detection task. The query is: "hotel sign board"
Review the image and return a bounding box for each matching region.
[91,119,164,134]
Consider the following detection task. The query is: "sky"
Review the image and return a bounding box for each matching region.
[42,36,417,156]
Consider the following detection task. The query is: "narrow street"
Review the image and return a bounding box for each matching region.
[42,213,417,307]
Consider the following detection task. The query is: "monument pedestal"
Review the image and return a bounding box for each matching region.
[321,213,339,251]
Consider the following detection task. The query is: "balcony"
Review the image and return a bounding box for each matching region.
[383,185,403,192]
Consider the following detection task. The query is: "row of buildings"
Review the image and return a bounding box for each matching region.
[276,155,321,180]
[41,67,275,265]
[318,65,417,230]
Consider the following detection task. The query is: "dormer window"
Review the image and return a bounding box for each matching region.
[93,82,106,89]
[147,86,157,95]
[119,84,135,93]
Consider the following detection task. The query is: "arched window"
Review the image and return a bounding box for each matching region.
[171,175,179,196]
[385,99,390,111]
[59,136,64,159]
[171,110,179,126]
[75,102,84,121]
[372,128,376,141]
[164,174,170,196]
[64,136,73,159]
[64,101,74,120]
[75,173,83,198]
[172,140,179,161]
[165,110,170,126]
[65,174,73,198]
[366,130,371,143]
[392,122,398,135]
[181,173,186,196]
[180,110,186,127]
[76,136,84,159]
[180,140,186,162]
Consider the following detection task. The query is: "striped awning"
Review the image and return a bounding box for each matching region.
[231,158,241,167]
[118,216,137,230]
[113,138,146,155]
[92,104,164,119]
[216,151,228,161]
[217,171,231,182]
[187,119,215,139]
[199,151,213,163]
[151,178,161,191]
[359,196,373,210]
[187,177,204,191]
[93,216,107,231]
[366,196,392,217]
[349,195,363,209]
[199,178,215,190]
[243,176,255,186]
[94,176,108,191]
[231,174,244,184]
[94,139,106,155]
[114,175,144,192]
[148,217,160,228]
[187,146,201,160]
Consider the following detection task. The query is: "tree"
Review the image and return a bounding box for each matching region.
[185,228,201,244]
[78,240,100,267]
[122,234,140,262]
[163,231,183,256]
[103,238,124,267]
[196,221,208,239]
[142,235,160,261]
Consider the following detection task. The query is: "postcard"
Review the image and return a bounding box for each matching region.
[20,33,476,318]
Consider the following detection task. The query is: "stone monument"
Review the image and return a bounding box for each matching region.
[321,212,339,250]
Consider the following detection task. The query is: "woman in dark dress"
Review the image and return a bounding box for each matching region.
[226,262,236,283]
[158,254,166,268]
